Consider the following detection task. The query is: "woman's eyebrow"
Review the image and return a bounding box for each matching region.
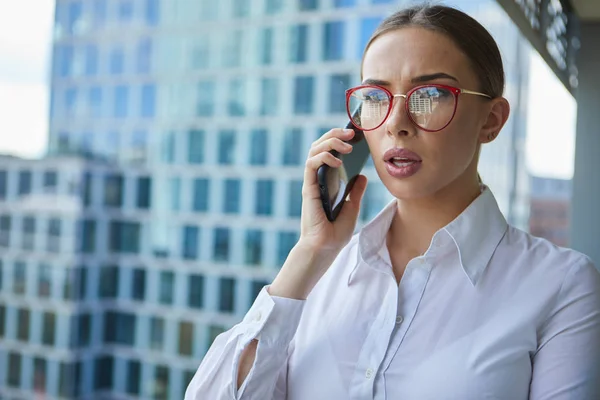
[361,78,390,86]
[411,72,459,83]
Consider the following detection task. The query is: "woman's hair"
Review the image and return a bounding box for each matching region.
[362,4,505,98]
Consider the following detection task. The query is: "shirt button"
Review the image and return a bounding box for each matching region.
[365,368,374,379]
[396,315,404,324]
[253,311,262,322]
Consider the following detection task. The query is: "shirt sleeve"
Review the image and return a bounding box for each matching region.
[184,285,305,400]
[529,258,600,399]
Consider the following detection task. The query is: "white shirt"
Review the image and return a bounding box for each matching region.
[185,187,600,400]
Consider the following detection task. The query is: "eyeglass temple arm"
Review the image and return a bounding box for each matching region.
[460,89,492,99]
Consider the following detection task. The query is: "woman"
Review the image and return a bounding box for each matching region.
[186,4,600,399]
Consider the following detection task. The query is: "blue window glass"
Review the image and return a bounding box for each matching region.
[227,78,245,117]
[299,0,318,10]
[334,0,355,7]
[0,215,12,248]
[260,28,273,65]
[197,80,215,117]
[265,0,282,14]
[56,45,73,78]
[233,0,250,17]
[136,38,152,74]
[65,88,78,118]
[132,268,146,300]
[249,129,268,165]
[260,78,279,116]
[192,178,209,212]
[182,225,200,260]
[223,30,242,68]
[140,84,155,118]
[126,360,141,394]
[213,228,230,262]
[18,171,32,195]
[85,45,98,76]
[255,180,274,216]
[218,130,236,165]
[149,317,164,350]
[188,274,204,308]
[109,221,140,253]
[283,128,302,166]
[89,86,102,118]
[278,231,299,265]
[359,17,383,58]
[290,24,308,63]
[118,0,134,22]
[13,261,27,294]
[324,21,345,61]
[110,47,125,75]
[288,180,303,217]
[219,278,236,312]
[145,0,159,26]
[294,76,314,115]
[223,179,241,214]
[104,174,123,207]
[161,132,175,164]
[136,176,151,209]
[159,271,174,304]
[93,0,108,27]
[114,85,129,118]
[68,1,83,34]
[170,177,181,211]
[245,230,263,265]
[188,130,205,164]
[329,74,351,113]
[0,170,7,200]
[98,265,119,298]
[81,219,96,253]
[104,311,135,345]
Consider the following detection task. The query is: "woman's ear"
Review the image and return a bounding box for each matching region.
[479,97,510,144]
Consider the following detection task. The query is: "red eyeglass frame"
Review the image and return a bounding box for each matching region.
[345,83,492,133]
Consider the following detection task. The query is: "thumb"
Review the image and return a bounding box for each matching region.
[338,175,368,220]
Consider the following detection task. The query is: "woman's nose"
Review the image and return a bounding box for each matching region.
[385,95,414,137]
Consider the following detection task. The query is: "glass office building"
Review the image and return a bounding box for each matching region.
[0,0,530,398]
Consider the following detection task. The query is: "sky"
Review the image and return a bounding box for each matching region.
[0,0,577,178]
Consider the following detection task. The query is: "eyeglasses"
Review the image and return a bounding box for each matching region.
[346,84,491,132]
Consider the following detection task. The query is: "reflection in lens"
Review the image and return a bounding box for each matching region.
[409,86,455,131]
[348,87,390,130]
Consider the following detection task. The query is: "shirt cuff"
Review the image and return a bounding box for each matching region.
[239,284,306,347]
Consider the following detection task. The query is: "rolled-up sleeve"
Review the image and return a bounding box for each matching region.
[184,285,305,400]
[529,258,600,399]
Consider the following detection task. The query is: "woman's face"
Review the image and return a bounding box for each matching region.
[361,27,501,200]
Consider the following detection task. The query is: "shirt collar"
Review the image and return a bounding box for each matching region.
[348,186,508,286]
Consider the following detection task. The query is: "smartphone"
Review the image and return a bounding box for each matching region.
[317,114,370,222]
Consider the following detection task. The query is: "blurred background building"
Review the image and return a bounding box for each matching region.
[0,0,574,399]
[529,176,572,247]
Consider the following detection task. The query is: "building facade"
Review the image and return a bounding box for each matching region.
[0,0,531,398]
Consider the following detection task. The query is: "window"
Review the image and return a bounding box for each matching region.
[232,0,249,17]
[282,128,302,165]
[299,0,318,10]
[14,261,26,294]
[249,129,268,165]
[223,30,243,68]
[141,84,156,117]
[329,74,351,113]
[127,360,141,395]
[260,78,279,116]
[159,271,174,305]
[213,228,230,262]
[136,176,152,209]
[288,180,303,217]
[161,132,175,163]
[188,274,204,308]
[145,0,159,25]
[245,229,263,265]
[18,170,32,195]
[278,231,299,265]
[59,362,78,398]
[191,37,210,70]
[136,38,152,73]
[99,265,119,298]
[0,260,2,291]
[7,352,21,387]
[42,312,56,346]
[93,0,108,27]
[77,313,91,347]
[197,80,215,117]
[55,44,74,78]
[0,215,10,247]
[131,129,148,163]
[47,218,61,253]
[104,174,123,207]
[0,170,6,199]
[188,129,205,164]
[290,24,308,63]
[179,321,194,356]
[250,280,270,303]
[0,305,5,338]
[114,85,129,118]
[260,28,273,65]
[65,88,78,118]
[359,17,383,57]
[323,21,345,61]
[218,130,236,165]
[110,47,125,75]
[132,268,146,301]
[149,317,164,350]
[192,178,209,212]
[182,225,199,260]
[85,44,98,76]
[154,365,170,400]
[219,278,236,312]
[109,221,140,253]
[38,263,52,297]
[223,179,241,214]
[81,219,96,253]
[43,170,58,190]
[94,356,114,390]
[17,308,30,341]
[22,215,36,250]
[227,78,246,116]
[118,0,134,22]
[169,177,181,211]
[207,325,226,347]
[294,76,314,114]
[67,1,83,34]
[334,0,355,7]
[33,357,47,393]
[255,180,274,216]
[104,311,136,345]
[266,0,283,14]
